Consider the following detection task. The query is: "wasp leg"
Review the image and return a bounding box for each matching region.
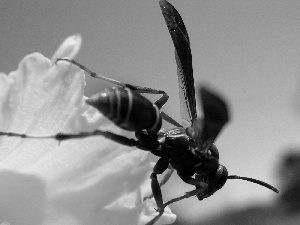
[178,173,207,187]
[150,157,169,213]
[144,168,174,201]
[55,58,128,87]
[160,112,182,127]
[163,188,205,209]
[153,93,169,109]
[145,187,205,225]
[135,130,160,150]
[56,58,180,126]
[56,130,140,147]
[145,211,164,225]
[55,58,168,100]
[0,132,28,138]
[124,84,182,127]
[137,87,182,127]
[123,84,183,127]
[0,130,142,148]
[159,168,174,186]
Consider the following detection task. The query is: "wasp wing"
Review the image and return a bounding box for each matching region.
[186,87,229,148]
[160,0,197,127]
[199,86,229,147]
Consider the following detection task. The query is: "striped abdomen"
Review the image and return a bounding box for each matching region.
[86,87,162,133]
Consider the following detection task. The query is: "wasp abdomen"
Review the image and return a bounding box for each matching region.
[86,87,162,133]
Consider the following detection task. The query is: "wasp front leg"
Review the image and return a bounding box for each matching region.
[178,173,207,187]
[149,157,170,213]
[144,168,174,201]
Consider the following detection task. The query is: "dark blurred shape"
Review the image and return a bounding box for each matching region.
[278,150,300,213]
[174,149,300,225]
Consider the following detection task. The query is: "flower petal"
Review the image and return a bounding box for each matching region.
[51,34,82,64]
[0,53,85,171]
[0,35,176,225]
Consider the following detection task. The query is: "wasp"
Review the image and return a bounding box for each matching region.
[0,1,278,225]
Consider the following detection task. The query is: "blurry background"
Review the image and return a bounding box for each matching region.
[1,0,300,224]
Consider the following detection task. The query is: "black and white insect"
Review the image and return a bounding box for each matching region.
[0,0,278,224]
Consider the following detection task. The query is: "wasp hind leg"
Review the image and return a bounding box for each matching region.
[0,130,141,148]
[55,58,127,87]
[178,172,207,187]
[56,58,182,127]
[55,58,169,100]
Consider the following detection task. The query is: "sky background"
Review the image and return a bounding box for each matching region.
[1,0,300,223]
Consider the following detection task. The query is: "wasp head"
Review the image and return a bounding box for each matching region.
[195,164,279,200]
[191,143,220,175]
[195,164,228,200]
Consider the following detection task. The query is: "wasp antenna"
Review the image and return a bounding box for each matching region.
[228,175,279,193]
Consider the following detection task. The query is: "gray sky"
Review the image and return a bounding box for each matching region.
[1,0,300,222]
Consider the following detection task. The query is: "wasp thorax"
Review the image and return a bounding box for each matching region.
[186,118,203,140]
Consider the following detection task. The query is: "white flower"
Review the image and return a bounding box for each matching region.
[0,35,176,225]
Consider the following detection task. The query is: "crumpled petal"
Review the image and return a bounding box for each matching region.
[51,34,82,64]
[0,35,176,225]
